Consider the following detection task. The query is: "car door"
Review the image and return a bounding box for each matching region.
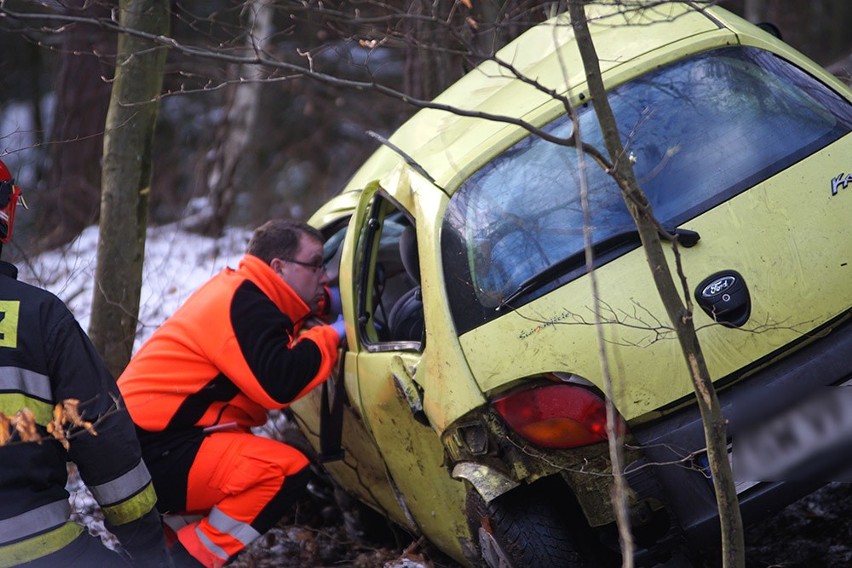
[289,210,412,531]
[349,182,474,562]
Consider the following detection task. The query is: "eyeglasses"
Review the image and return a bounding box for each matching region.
[280,257,326,273]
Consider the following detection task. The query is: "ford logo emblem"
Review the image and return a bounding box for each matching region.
[701,276,736,298]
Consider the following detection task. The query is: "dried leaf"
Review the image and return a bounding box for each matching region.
[63,399,98,437]
[48,403,70,450]
[0,412,11,446]
[14,409,40,443]
[48,402,62,430]
[465,16,479,31]
[460,0,473,9]
[3,398,102,449]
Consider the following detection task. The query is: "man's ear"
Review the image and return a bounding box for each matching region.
[270,258,283,272]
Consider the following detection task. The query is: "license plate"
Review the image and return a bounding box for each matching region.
[731,385,852,483]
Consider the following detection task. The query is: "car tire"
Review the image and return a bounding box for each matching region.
[467,476,614,568]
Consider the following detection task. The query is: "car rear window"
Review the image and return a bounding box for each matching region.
[442,46,852,333]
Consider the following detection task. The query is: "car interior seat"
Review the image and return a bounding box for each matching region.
[387,224,424,343]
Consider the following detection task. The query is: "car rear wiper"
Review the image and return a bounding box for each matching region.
[496,226,700,311]
[496,229,641,311]
[665,227,700,248]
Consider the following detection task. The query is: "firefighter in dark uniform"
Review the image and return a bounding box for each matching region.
[0,159,172,567]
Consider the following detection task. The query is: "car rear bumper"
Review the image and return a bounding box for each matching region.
[626,312,852,561]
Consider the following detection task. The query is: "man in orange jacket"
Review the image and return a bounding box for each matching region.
[118,220,345,568]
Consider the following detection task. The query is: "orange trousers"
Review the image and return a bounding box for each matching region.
[171,432,310,568]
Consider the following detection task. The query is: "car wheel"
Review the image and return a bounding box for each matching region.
[467,476,614,568]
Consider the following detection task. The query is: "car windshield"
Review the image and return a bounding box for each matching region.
[442,46,852,332]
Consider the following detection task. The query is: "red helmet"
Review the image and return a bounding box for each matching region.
[0,159,22,244]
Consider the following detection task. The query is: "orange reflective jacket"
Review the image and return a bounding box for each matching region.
[118,254,339,433]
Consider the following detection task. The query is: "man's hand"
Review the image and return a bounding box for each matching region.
[330,315,346,341]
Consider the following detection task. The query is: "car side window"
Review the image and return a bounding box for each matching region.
[357,195,423,351]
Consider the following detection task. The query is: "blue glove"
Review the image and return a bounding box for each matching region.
[330,314,346,341]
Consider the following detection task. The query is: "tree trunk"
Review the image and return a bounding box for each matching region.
[728,0,852,66]
[403,0,465,101]
[403,0,538,100]
[743,0,768,22]
[89,0,169,377]
[37,0,114,251]
[181,0,272,237]
[567,2,745,566]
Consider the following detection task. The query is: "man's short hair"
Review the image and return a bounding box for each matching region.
[247,220,324,264]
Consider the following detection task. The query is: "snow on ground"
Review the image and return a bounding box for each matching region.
[18,223,253,350]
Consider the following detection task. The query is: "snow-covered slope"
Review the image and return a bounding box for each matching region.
[18,223,252,350]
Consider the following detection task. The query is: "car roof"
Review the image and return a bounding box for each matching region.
[310,1,809,225]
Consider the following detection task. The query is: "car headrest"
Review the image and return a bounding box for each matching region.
[399,225,420,283]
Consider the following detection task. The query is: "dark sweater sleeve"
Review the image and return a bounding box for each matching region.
[230,281,329,404]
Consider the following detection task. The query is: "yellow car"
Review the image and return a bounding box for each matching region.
[291,2,852,566]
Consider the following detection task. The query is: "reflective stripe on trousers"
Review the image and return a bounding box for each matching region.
[173,432,310,568]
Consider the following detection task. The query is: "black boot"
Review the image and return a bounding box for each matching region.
[169,540,205,568]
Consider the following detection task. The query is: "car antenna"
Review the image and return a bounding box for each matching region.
[366,130,437,186]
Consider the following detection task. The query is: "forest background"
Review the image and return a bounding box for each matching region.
[1,0,851,262]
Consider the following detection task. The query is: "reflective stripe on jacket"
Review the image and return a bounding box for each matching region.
[0,521,84,568]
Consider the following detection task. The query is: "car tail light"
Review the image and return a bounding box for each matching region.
[492,384,620,449]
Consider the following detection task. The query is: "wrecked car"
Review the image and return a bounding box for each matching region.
[289,2,852,566]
